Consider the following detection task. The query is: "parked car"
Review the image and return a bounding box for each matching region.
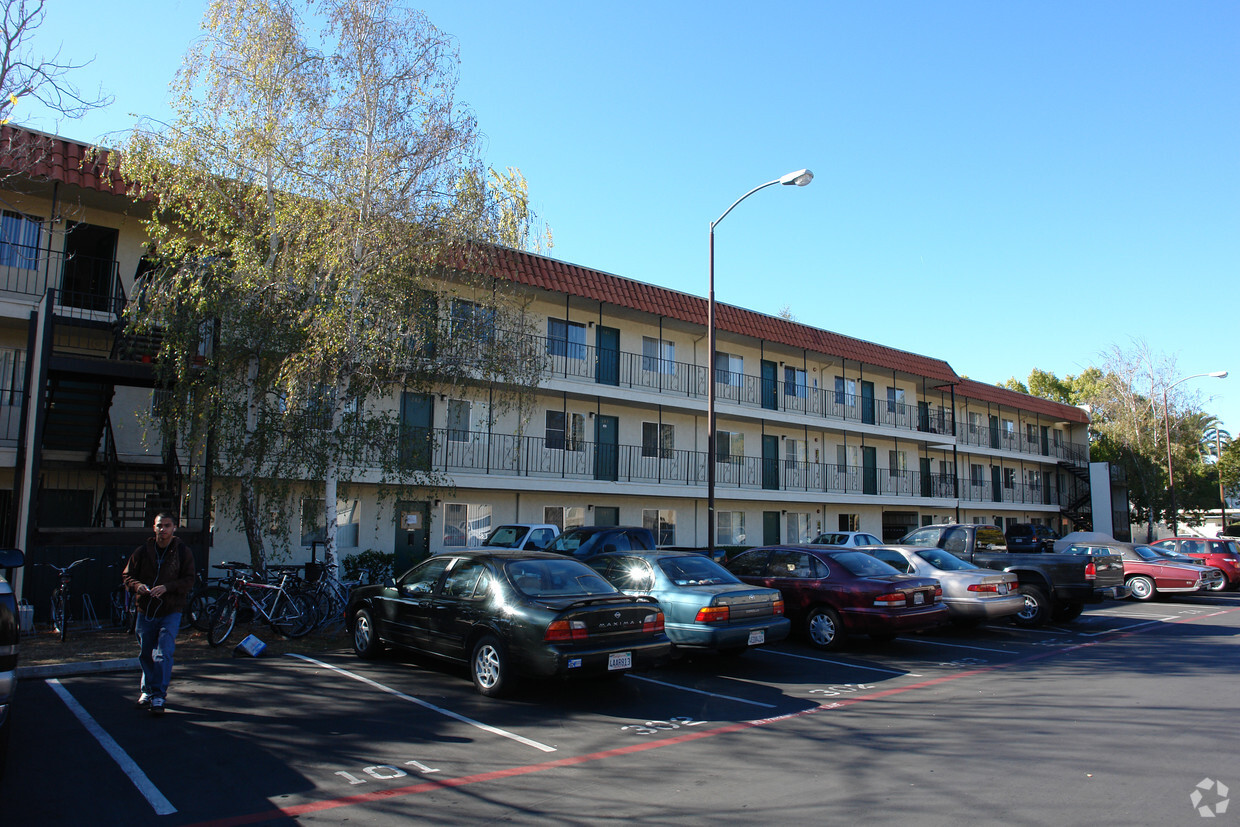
[726,545,947,650]
[345,550,670,696]
[0,547,24,780]
[587,551,790,655]
[1056,532,1221,600]
[481,524,560,551]
[810,531,882,547]
[864,545,1023,624]
[545,526,656,560]
[1004,523,1057,552]
[1146,538,1240,591]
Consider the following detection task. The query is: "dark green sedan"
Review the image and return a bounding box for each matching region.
[588,551,790,656]
[346,550,671,696]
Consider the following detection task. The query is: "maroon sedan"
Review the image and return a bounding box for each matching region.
[727,545,947,650]
[1147,538,1240,591]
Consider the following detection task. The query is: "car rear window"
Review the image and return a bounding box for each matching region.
[657,555,740,586]
[915,549,977,571]
[831,551,902,577]
[505,559,618,598]
[483,526,523,547]
[975,528,1007,549]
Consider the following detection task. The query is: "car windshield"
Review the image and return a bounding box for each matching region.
[831,551,903,577]
[505,558,617,598]
[546,532,588,553]
[813,533,853,545]
[483,526,524,548]
[657,555,740,587]
[1131,545,1162,561]
[915,549,978,571]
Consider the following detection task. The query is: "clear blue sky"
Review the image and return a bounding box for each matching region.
[23,1,1240,434]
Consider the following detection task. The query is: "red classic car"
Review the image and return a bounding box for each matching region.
[1147,538,1240,591]
[726,545,948,650]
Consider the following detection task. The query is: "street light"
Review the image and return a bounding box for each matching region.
[707,169,813,553]
[1162,370,1228,536]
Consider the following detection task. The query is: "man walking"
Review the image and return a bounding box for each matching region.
[123,512,195,715]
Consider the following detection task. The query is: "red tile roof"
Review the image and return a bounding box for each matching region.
[0,125,126,196]
[954,378,1090,424]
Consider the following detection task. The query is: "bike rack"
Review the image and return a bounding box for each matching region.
[80,594,102,631]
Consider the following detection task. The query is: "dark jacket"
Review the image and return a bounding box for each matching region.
[123,537,196,617]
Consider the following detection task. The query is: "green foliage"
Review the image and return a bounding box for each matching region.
[341,549,395,585]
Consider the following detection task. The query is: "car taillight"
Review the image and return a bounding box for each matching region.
[874,593,906,607]
[773,599,785,616]
[969,583,1000,593]
[643,611,664,633]
[695,605,730,623]
[544,619,588,642]
[1085,561,1097,581]
[933,585,943,601]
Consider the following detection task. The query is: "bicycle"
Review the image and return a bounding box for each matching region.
[108,556,137,634]
[206,562,316,646]
[185,569,228,633]
[304,562,355,633]
[40,558,92,642]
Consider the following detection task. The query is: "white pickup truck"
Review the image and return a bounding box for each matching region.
[481,524,561,551]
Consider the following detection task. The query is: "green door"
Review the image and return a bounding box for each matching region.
[594,415,619,481]
[763,511,781,545]
[761,360,778,410]
[762,434,780,490]
[399,391,434,472]
[862,446,877,494]
[596,326,620,386]
[394,500,431,574]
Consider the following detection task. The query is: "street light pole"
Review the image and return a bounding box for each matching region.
[707,169,813,554]
[1162,370,1228,536]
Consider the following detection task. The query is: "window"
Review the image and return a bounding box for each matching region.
[784,366,807,398]
[786,512,810,543]
[443,502,492,547]
[545,411,584,451]
[547,318,586,360]
[716,430,743,463]
[642,421,674,459]
[642,336,675,374]
[1026,469,1042,489]
[839,513,859,531]
[887,386,905,413]
[889,450,906,475]
[642,509,675,545]
[785,438,804,466]
[544,506,586,532]
[834,376,856,405]
[1002,419,1015,436]
[0,210,42,269]
[300,498,360,548]
[1003,468,1016,489]
[970,464,985,486]
[449,298,494,341]
[715,351,743,386]
[716,511,746,545]
[0,348,26,407]
[447,399,470,442]
[1026,423,1037,443]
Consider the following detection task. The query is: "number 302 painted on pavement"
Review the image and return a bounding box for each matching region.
[620,716,707,735]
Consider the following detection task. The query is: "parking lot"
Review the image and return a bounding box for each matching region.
[6,592,1240,826]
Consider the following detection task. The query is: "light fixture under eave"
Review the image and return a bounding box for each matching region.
[779,168,814,186]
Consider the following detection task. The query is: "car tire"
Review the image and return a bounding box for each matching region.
[1127,575,1157,602]
[352,608,383,659]
[1013,585,1050,627]
[1052,601,1084,621]
[471,634,513,697]
[1207,571,1228,592]
[804,606,845,650]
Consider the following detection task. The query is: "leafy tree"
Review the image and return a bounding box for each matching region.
[119,0,547,575]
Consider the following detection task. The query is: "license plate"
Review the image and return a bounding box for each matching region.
[913,592,925,605]
[608,652,632,671]
[747,629,765,646]
[998,584,1009,594]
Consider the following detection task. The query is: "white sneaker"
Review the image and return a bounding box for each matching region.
[135,693,152,710]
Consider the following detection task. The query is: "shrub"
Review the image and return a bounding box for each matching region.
[342,549,395,584]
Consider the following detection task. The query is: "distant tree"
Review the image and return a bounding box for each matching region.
[120,0,547,574]
[777,305,796,321]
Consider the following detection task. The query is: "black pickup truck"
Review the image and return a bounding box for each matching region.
[898,524,1126,626]
[1,547,24,779]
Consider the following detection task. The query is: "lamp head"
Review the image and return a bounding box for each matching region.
[1210,371,1228,379]
[779,169,814,187]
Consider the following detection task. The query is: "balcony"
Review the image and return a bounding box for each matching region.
[0,244,126,315]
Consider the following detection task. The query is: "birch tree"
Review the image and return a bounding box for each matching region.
[120,0,547,574]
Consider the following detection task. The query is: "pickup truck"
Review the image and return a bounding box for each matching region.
[480,524,560,551]
[898,524,1126,627]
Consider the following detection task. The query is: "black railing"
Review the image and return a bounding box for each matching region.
[0,247,126,313]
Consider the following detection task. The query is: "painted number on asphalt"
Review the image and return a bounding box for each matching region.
[808,683,874,696]
[334,760,441,785]
[935,657,988,668]
[620,716,707,736]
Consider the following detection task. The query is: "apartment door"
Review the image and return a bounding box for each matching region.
[860,381,875,425]
[61,222,118,311]
[989,415,1001,449]
[394,500,430,574]
[595,326,619,386]
[760,360,778,410]
[399,391,434,472]
[1041,425,1050,456]
[991,466,1002,502]
[594,506,619,526]
[862,446,877,494]
[594,414,618,481]
[762,434,779,490]
[763,511,780,545]
[920,457,932,497]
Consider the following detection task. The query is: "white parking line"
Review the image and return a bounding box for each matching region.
[45,679,176,816]
[288,654,557,753]
[757,648,920,676]
[899,638,1012,654]
[1078,618,1173,637]
[625,674,777,708]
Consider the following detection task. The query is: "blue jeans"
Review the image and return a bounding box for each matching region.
[135,611,181,700]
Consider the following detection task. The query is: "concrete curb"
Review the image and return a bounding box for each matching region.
[17,658,139,680]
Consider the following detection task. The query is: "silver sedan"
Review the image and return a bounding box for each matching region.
[865,545,1024,625]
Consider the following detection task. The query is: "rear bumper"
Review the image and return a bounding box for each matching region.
[942,595,1025,620]
[666,617,791,650]
[839,604,950,635]
[1056,582,1127,603]
[519,637,672,678]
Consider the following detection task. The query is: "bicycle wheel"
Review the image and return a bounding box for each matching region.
[270,591,315,638]
[51,589,67,642]
[208,594,239,646]
[190,584,225,633]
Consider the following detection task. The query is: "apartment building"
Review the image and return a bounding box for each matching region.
[0,127,1093,606]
